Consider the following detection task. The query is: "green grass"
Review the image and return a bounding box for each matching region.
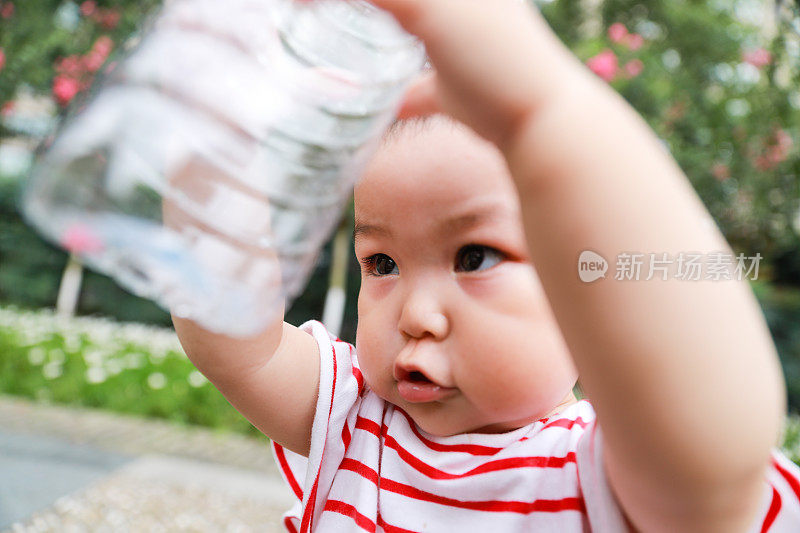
[0,306,261,437]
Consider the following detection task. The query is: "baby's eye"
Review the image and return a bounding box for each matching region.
[455,245,504,272]
[361,253,398,276]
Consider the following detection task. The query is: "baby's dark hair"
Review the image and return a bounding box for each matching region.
[383,114,465,146]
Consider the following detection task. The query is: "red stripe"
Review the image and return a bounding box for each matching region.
[300,474,320,533]
[394,409,504,456]
[542,417,591,431]
[347,344,365,393]
[393,409,589,456]
[338,458,584,515]
[378,513,421,533]
[284,517,299,533]
[273,443,303,499]
[381,477,585,514]
[353,366,365,393]
[384,432,577,479]
[342,422,352,449]
[355,415,577,480]
[324,500,376,532]
[773,455,800,504]
[761,484,782,533]
[341,458,380,484]
[356,416,382,436]
[301,335,341,532]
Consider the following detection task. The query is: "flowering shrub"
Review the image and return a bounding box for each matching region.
[0,306,261,436]
[0,0,160,130]
[540,1,800,276]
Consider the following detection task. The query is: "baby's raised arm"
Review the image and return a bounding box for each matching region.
[166,159,321,457]
[371,0,785,531]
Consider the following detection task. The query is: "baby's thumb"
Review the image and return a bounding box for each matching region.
[397,72,441,120]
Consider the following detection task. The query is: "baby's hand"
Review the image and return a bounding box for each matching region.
[368,0,586,148]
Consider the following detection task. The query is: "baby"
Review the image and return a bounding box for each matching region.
[173,0,800,531]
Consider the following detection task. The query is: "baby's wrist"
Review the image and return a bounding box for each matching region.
[499,68,600,190]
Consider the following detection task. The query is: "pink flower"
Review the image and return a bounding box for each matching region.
[711,163,730,182]
[61,223,104,254]
[752,129,794,171]
[53,76,81,106]
[1,100,14,118]
[83,51,106,72]
[91,35,114,58]
[0,2,14,19]
[55,55,84,77]
[624,59,644,78]
[98,9,120,29]
[80,0,96,17]
[608,23,628,44]
[754,154,773,171]
[625,33,645,51]
[0,48,5,73]
[743,48,772,69]
[775,128,793,151]
[587,49,619,82]
[666,101,687,121]
[767,129,793,164]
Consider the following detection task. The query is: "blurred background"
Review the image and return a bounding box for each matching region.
[0,0,799,447]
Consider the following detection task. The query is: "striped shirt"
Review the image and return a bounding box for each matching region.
[272,321,800,532]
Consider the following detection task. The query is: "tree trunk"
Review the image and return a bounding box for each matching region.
[322,220,351,338]
[56,254,83,317]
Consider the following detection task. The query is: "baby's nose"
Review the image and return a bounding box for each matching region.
[397,286,450,339]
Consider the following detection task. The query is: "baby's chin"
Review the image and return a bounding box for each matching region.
[386,393,539,437]
[414,414,536,438]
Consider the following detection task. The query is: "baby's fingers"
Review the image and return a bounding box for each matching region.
[397,71,440,120]
[364,0,579,147]
[364,0,423,28]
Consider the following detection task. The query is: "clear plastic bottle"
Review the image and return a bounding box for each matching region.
[22,0,425,337]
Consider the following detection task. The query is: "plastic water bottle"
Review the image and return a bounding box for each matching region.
[21,0,425,337]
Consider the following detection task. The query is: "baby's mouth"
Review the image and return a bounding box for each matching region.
[395,369,457,404]
[408,371,431,383]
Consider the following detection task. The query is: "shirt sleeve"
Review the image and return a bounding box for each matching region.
[576,421,800,533]
[575,420,630,532]
[270,320,365,533]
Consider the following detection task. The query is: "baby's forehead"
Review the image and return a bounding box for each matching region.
[354,119,525,245]
[356,116,518,207]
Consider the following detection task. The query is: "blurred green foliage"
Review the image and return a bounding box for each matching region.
[0,306,261,435]
[782,414,800,465]
[540,0,800,274]
[757,281,800,408]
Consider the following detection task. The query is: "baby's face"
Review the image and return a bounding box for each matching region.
[354,119,577,437]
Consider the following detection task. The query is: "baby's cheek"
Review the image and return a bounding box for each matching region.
[464,354,546,416]
[459,321,575,418]
[462,265,552,322]
[355,323,396,399]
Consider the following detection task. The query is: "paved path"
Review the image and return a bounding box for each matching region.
[0,395,295,532]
